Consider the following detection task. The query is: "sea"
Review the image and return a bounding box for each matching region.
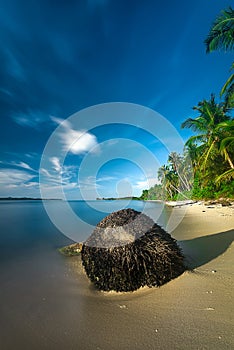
[0,199,170,350]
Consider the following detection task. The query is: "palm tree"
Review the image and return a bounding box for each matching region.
[214,119,234,183]
[140,189,149,200]
[158,165,177,199]
[205,7,234,109]
[181,94,230,171]
[168,152,192,191]
[220,63,234,108]
[218,120,234,169]
[184,142,200,172]
[204,7,234,53]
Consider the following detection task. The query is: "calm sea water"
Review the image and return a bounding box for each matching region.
[0,200,167,258]
[0,199,169,350]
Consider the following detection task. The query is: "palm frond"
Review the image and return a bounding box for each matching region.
[181,117,208,132]
[184,134,206,147]
[200,140,216,170]
[220,136,234,150]
[215,168,234,183]
[221,72,234,96]
[205,7,234,53]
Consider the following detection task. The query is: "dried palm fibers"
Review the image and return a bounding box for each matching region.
[81,208,185,292]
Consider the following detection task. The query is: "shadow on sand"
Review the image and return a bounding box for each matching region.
[179,229,234,269]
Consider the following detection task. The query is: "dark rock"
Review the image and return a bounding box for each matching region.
[205,199,232,207]
[220,200,231,207]
[81,208,185,292]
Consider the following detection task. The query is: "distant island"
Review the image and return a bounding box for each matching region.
[0,197,62,201]
[96,197,140,201]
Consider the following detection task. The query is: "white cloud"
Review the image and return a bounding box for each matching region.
[50,116,70,128]
[63,129,98,154]
[78,176,103,190]
[40,182,77,192]
[25,152,37,159]
[0,160,37,172]
[50,157,62,173]
[0,168,35,185]
[0,169,40,197]
[0,161,78,198]
[16,161,33,170]
[51,116,99,155]
[40,168,51,177]
[134,177,159,190]
[40,159,78,189]
[11,110,49,128]
[23,182,39,188]
[12,161,37,172]
[96,175,117,182]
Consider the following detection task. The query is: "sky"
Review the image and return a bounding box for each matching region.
[0,0,233,199]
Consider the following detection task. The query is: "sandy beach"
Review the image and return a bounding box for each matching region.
[66,202,234,350]
[0,200,233,350]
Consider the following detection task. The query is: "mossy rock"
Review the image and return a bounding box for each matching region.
[59,243,83,257]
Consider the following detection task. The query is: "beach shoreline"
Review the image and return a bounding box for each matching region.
[66,202,234,349]
[0,200,233,349]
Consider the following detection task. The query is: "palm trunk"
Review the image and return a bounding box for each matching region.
[169,183,191,200]
[226,152,234,169]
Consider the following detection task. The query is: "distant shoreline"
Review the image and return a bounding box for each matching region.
[0,197,62,201]
[96,197,140,201]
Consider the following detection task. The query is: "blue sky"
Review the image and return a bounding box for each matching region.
[0,0,233,199]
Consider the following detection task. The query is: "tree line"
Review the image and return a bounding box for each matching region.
[140,7,234,201]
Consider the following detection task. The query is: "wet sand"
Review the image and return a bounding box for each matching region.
[0,202,233,349]
[65,203,234,350]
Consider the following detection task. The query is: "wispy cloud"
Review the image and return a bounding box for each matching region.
[134,177,159,190]
[12,161,37,172]
[78,176,104,190]
[0,168,40,197]
[50,157,62,173]
[11,110,50,128]
[96,175,117,183]
[0,168,35,186]
[51,116,99,155]
[39,158,79,198]
[0,160,37,172]
[40,157,78,188]
[40,182,77,192]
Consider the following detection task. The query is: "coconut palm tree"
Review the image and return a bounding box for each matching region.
[181,94,230,171]
[184,142,201,172]
[214,119,234,183]
[220,63,234,108]
[218,120,234,169]
[158,165,177,199]
[204,7,234,53]
[205,7,234,108]
[168,152,192,191]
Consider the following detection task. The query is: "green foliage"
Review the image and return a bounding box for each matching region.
[204,6,234,53]
[139,7,234,202]
[140,189,149,200]
[192,176,234,200]
[181,92,234,200]
[205,7,234,109]
[221,63,234,108]
[148,184,167,200]
[139,152,193,201]
[139,106,233,201]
